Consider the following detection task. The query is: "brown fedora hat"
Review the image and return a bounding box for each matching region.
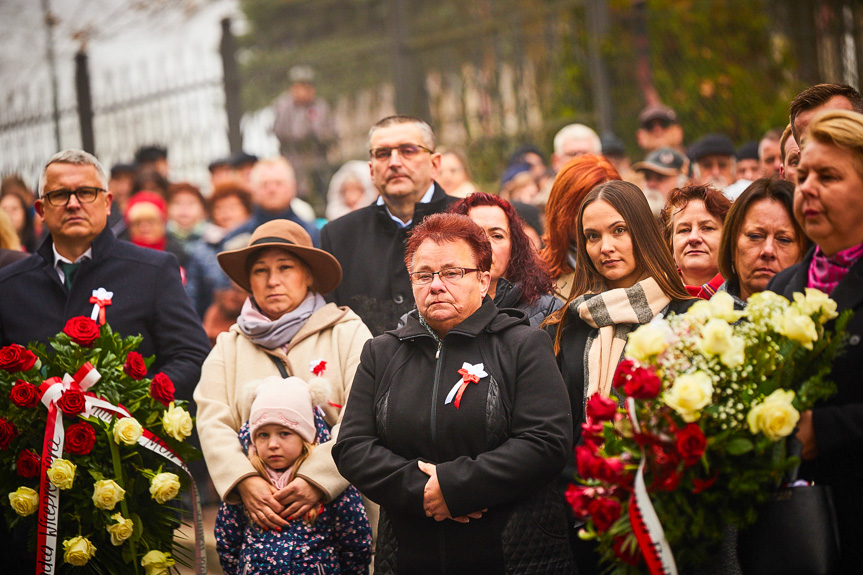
[217,220,342,294]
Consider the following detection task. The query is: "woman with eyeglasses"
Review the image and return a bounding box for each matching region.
[544,180,694,574]
[335,212,574,574]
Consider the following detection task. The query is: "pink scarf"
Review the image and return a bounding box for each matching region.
[808,243,863,295]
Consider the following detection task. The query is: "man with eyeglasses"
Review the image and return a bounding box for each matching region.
[321,115,457,336]
[0,149,209,398]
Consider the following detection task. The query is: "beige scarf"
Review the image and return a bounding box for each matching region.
[573,277,670,401]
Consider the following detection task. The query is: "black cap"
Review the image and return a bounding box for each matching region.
[638,104,678,127]
[736,141,759,161]
[230,152,259,168]
[601,131,626,158]
[689,134,735,162]
[632,147,687,176]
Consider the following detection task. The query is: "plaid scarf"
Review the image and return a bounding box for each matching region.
[808,243,863,295]
[573,277,671,401]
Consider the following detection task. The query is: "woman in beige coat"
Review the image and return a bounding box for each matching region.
[194,219,373,532]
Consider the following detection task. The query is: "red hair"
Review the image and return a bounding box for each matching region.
[448,193,553,305]
[404,213,492,272]
[540,154,621,279]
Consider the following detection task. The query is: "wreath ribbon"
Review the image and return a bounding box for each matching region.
[89,288,113,325]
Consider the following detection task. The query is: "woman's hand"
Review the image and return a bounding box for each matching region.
[236,475,289,530]
[418,461,485,523]
[796,410,819,460]
[274,477,324,521]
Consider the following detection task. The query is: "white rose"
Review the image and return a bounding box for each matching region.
[162,403,193,441]
[113,417,143,446]
[625,320,669,361]
[92,479,126,510]
[141,550,175,575]
[63,536,96,566]
[794,288,838,322]
[149,472,181,504]
[46,458,76,490]
[106,513,135,546]
[8,486,38,516]
[747,389,800,441]
[698,319,745,367]
[663,371,714,422]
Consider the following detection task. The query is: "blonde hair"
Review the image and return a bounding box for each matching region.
[249,440,319,524]
[0,209,21,251]
[804,109,863,178]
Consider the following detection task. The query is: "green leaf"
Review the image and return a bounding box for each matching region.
[725,437,754,455]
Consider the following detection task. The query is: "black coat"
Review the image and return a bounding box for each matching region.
[767,249,863,571]
[320,183,457,336]
[334,298,574,574]
[0,227,210,400]
[493,276,563,328]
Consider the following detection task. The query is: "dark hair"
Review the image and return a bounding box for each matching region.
[134,145,168,164]
[166,182,205,207]
[404,213,492,273]
[209,182,253,216]
[718,178,810,295]
[539,154,621,279]
[448,193,553,305]
[508,143,547,167]
[660,184,731,246]
[790,84,863,139]
[132,170,170,197]
[545,180,691,353]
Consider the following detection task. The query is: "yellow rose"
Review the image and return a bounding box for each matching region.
[113,417,143,446]
[63,536,96,566]
[46,458,76,490]
[777,309,818,350]
[141,550,175,575]
[8,486,39,516]
[663,371,714,422]
[162,403,193,441]
[699,319,745,367]
[708,291,746,323]
[92,479,126,510]
[794,288,838,322]
[747,389,800,441]
[625,321,669,361]
[149,472,181,504]
[106,513,135,546]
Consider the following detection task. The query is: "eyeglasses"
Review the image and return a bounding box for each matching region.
[370,144,434,162]
[409,267,481,285]
[42,186,106,207]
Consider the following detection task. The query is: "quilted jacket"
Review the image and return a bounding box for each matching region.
[334,297,575,574]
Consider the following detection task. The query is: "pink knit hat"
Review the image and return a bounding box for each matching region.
[248,376,327,444]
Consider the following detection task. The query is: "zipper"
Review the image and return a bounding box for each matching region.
[430,341,443,446]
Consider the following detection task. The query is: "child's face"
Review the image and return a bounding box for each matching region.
[253,424,304,471]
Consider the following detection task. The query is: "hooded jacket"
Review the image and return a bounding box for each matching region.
[334,297,574,574]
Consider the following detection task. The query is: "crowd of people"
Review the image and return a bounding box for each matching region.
[0,81,862,575]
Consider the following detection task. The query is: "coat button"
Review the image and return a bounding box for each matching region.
[850,335,861,346]
[394,294,405,305]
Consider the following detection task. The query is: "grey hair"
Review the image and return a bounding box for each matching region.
[38,149,108,198]
[367,115,436,152]
[553,123,601,155]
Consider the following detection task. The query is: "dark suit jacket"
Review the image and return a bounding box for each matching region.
[768,248,863,570]
[320,183,457,336]
[0,227,210,401]
[0,248,27,269]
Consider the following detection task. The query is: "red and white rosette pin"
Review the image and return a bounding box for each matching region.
[310,358,327,377]
[444,362,487,409]
[626,397,678,575]
[89,287,113,325]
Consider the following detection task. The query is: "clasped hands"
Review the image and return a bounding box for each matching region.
[237,475,324,531]
[418,460,486,523]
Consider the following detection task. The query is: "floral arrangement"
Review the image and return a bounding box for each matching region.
[567,289,851,574]
[0,317,200,574]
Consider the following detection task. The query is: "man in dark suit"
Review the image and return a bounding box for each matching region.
[0,149,210,397]
[320,115,457,335]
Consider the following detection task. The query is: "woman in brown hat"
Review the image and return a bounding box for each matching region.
[194,219,374,534]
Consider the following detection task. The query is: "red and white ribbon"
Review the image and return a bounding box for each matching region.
[89,288,113,325]
[626,397,677,575]
[444,362,487,409]
[36,363,205,575]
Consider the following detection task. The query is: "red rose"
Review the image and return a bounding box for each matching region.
[624,367,662,399]
[585,394,618,422]
[581,421,605,445]
[63,316,100,346]
[692,473,718,494]
[10,380,41,408]
[57,389,86,416]
[612,359,637,389]
[588,497,622,532]
[149,373,175,406]
[649,444,683,491]
[0,418,17,450]
[65,421,96,455]
[676,423,707,466]
[613,536,642,566]
[123,351,148,380]
[0,344,37,373]
[16,449,40,478]
[575,443,604,480]
[564,485,595,519]
[597,457,630,486]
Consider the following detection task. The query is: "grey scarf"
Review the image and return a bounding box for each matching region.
[236,291,326,349]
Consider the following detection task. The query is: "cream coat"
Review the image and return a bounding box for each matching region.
[194,302,372,504]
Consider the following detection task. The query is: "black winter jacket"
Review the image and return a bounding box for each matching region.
[334,297,574,574]
[320,183,457,336]
[768,249,863,572]
[493,277,563,328]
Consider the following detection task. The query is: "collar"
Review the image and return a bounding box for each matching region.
[376,183,435,228]
[52,244,92,266]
